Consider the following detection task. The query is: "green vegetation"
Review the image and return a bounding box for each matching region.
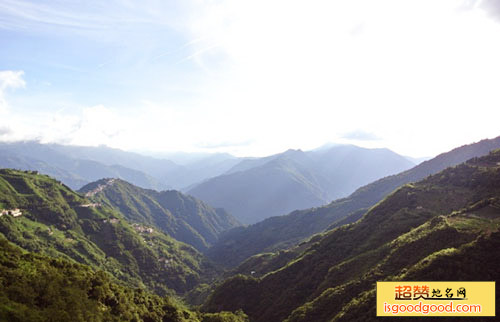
[204,149,500,321]
[322,230,500,322]
[79,178,239,252]
[3,142,500,321]
[0,169,217,296]
[208,136,500,268]
[0,234,248,322]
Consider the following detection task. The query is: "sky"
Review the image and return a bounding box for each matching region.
[1,0,500,158]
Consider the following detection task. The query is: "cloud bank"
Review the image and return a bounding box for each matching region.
[0,70,25,113]
[1,1,500,157]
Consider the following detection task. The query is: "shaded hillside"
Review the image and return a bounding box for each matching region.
[307,146,415,198]
[0,141,166,190]
[79,179,240,252]
[190,146,413,224]
[208,136,500,267]
[0,169,217,296]
[300,231,500,322]
[204,149,500,322]
[190,152,327,224]
[0,235,248,322]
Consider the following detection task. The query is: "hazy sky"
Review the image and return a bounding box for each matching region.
[1,0,499,157]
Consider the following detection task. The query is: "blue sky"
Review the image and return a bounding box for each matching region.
[1,0,500,157]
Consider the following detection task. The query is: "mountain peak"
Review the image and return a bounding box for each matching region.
[79,178,240,251]
[283,148,303,154]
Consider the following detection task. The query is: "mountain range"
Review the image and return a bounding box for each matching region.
[79,178,240,252]
[0,142,169,190]
[0,141,240,191]
[207,135,500,267]
[0,141,418,226]
[188,145,414,224]
[203,148,500,321]
[2,137,500,321]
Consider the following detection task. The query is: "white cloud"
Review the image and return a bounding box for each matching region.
[1,1,500,158]
[0,126,12,136]
[0,70,25,90]
[31,105,124,147]
[177,0,500,157]
[0,70,25,114]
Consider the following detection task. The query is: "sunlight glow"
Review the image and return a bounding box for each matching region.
[0,0,499,157]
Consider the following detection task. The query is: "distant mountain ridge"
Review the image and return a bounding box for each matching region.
[189,145,414,224]
[0,141,168,190]
[208,136,500,267]
[204,148,500,322]
[79,178,240,252]
[0,141,242,191]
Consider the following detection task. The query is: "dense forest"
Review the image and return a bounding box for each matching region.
[204,150,500,321]
[1,141,499,321]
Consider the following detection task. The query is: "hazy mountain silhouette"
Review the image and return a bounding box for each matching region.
[208,136,500,267]
[0,141,166,190]
[0,141,243,191]
[189,145,414,224]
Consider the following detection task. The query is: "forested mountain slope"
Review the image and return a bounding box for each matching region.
[0,169,217,296]
[204,149,500,321]
[79,178,240,252]
[208,136,500,268]
[0,234,248,322]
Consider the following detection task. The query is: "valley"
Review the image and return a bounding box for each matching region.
[2,2,499,320]
[1,137,499,321]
